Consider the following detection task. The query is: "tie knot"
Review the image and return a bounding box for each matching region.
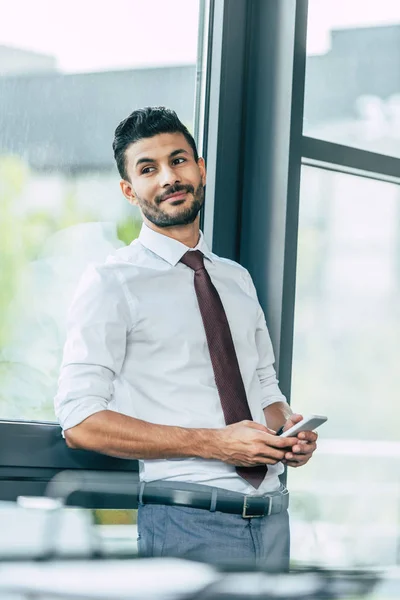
[180,250,205,272]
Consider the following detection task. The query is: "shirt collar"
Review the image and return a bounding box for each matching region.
[137,222,214,267]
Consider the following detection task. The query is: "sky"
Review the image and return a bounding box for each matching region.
[0,0,201,72]
[1,0,400,72]
[307,0,400,54]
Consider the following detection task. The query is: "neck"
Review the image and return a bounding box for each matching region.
[143,215,201,248]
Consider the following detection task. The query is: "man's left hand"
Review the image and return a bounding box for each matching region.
[280,414,318,468]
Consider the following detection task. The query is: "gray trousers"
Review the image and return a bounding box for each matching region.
[137,484,290,570]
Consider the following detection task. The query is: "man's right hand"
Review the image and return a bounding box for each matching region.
[211,420,298,467]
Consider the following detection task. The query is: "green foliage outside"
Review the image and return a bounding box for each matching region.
[117,217,142,246]
[0,155,142,421]
[0,156,31,350]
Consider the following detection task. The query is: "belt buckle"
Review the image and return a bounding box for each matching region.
[242,495,271,519]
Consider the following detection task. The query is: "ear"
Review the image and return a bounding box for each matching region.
[120,179,138,206]
[197,157,206,187]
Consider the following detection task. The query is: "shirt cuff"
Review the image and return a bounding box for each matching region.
[56,397,108,432]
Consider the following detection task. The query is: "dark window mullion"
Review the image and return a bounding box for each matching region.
[302,136,400,182]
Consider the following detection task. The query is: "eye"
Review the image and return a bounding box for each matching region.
[173,157,186,165]
[141,166,156,174]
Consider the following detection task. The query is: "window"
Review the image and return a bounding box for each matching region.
[289,166,400,567]
[304,0,400,156]
[0,0,203,421]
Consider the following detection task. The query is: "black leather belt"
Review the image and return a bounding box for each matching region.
[137,482,289,519]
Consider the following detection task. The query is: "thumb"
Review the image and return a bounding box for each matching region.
[284,413,303,430]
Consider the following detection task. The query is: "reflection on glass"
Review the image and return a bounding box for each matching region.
[304,0,400,157]
[289,166,400,568]
[0,0,202,421]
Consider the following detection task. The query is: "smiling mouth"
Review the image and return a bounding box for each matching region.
[162,192,188,202]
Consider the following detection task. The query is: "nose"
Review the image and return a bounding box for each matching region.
[159,164,181,188]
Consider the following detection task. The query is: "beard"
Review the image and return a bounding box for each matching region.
[134,182,205,228]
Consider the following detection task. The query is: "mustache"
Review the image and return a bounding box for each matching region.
[157,184,195,204]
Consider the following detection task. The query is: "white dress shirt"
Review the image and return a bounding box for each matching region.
[55,223,287,495]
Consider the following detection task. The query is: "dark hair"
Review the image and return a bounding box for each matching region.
[112,106,199,181]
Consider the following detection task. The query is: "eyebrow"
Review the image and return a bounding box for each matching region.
[135,148,189,168]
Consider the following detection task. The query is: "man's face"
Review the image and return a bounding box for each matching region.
[120,132,206,228]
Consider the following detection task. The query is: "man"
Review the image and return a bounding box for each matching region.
[55,107,317,569]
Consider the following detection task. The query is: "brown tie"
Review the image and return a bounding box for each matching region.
[180,250,267,489]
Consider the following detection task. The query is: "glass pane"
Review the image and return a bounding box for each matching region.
[304,0,400,157]
[290,166,400,568]
[0,0,204,421]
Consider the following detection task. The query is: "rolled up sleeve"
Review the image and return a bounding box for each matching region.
[54,263,132,431]
[245,271,287,409]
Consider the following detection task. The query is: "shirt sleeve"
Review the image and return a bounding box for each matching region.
[54,263,133,431]
[244,270,288,409]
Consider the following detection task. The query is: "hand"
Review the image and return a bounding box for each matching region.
[280,414,318,468]
[214,420,299,467]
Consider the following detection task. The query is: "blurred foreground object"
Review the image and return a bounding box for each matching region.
[0,555,389,599]
[0,470,389,599]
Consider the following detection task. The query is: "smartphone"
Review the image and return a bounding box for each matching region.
[279,414,327,438]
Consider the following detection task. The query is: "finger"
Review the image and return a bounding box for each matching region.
[267,435,299,448]
[258,448,286,462]
[290,413,303,423]
[284,452,297,461]
[258,426,277,435]
[293,439,316,450]
[285,451,311,463]
[285,446,313,459]
[285,460,304,468]
[298,431,318,442]
[284,414,303,429]
[255,426,279,436]
[292,441,316,454]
